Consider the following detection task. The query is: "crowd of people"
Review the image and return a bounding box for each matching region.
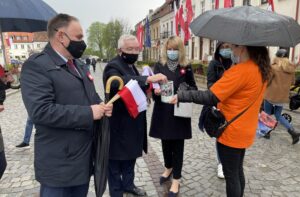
[0,12,299,197]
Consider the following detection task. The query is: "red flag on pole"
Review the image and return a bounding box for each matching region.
[186,0,193,24]
[215,0,219,9]
[224,0,232,8]
[136,23,144,49]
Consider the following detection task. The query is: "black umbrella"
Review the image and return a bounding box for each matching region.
[94,76,124,197]
[0,0,57,64]
[190,6,300,47]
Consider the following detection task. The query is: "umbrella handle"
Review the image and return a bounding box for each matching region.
[105,76,124,104]
[105,76,124,94]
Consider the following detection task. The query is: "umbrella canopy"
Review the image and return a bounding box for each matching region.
[0,0,57,32]
[94,76,124,197]
[0,0,57,65]
[190,6,300,47]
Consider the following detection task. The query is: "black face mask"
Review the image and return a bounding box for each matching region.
[63,33,87,59]
[120,52,138,64]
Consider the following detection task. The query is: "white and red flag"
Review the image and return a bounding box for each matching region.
[118,79,147,118]
[173,0,179,36]
[267,0,275,12]
[136,23,144,49]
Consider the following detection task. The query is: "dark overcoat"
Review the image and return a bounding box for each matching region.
[149,62,197,140]
[21,43,101,187]
[103,55,148,160]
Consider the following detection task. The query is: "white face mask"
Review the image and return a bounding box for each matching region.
[167,50,179,61]
[231,53,240,64]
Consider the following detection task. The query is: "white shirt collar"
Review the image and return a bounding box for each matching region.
[54,50,68,63]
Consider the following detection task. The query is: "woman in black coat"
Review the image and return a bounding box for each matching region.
[200,42,232,179]
[149,36,197,196]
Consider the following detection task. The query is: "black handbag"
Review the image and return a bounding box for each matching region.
[290,89,300,110]
[202,87,263,138]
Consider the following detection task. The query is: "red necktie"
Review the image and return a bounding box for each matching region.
[67,59,80,77]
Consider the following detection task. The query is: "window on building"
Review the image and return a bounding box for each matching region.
[157,27,159,39]
[201,0,205,14]
[192,5,196,18]
[37,44,41,48]
[261,0,268,4]
[16,36,21,40]
[209,40,215,55]
[10,36,14,41]
[23,36,28,40]
[27,45,31,50]
[21,44,24,49]
[243,0,251,5]
[171,21,173,36]
[14,44,18,49]
[212,0,215,9]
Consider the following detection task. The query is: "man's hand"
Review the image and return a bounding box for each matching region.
[91,104,105,120]
[101,102,113,117]
[169,95,178,104]
[147,73,167,84]
[0,105,4,112]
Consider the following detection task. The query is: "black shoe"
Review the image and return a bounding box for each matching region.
[159,171,172,185]
[124,186,147,196]
[16,142,30,148]
[287,129,300,145]
[263,133,271,139]
[168,185,180,197]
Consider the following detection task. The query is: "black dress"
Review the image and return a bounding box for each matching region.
[149,62,197,140]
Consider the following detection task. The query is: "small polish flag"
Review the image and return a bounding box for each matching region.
[118,79,147,118]
[142,65,160,90]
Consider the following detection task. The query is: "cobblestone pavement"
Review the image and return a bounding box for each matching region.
[1,63,300,197]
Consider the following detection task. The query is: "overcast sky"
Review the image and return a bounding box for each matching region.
[43,0,165,35]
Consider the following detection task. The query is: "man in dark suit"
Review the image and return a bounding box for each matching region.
[103,35,167,197]
[21,14,112,197]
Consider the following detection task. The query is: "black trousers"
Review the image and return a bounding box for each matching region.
[161,139,184,179]
[40,183,89,197]
[0,150,6,180]
[108,159,136,197]
[217,142,246,197]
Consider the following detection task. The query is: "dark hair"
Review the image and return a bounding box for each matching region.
[47,14,78,39]
[247,46,272,83]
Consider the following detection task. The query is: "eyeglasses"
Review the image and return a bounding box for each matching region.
[121,47,141,53]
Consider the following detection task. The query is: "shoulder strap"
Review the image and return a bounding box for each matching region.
[225,85,264,127]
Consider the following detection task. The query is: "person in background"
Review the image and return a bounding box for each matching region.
[149,36,197,197]
[200,42,232,179]
[171,44,272,197]
[264,48,300,144]
[91,58,96,72]
[0,64,12,179]
[103,34,167,197]
[15,116,34,148]
[86,57,91,70]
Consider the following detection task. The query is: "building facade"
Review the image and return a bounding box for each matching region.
[137,0,300,63]
[0,31,48,65]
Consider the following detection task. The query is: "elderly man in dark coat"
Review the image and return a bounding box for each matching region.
[103,34,167,197]
[21,14,112,197]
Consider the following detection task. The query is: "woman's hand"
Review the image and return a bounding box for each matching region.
[154,88,161,95]
[169,95,178,104]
